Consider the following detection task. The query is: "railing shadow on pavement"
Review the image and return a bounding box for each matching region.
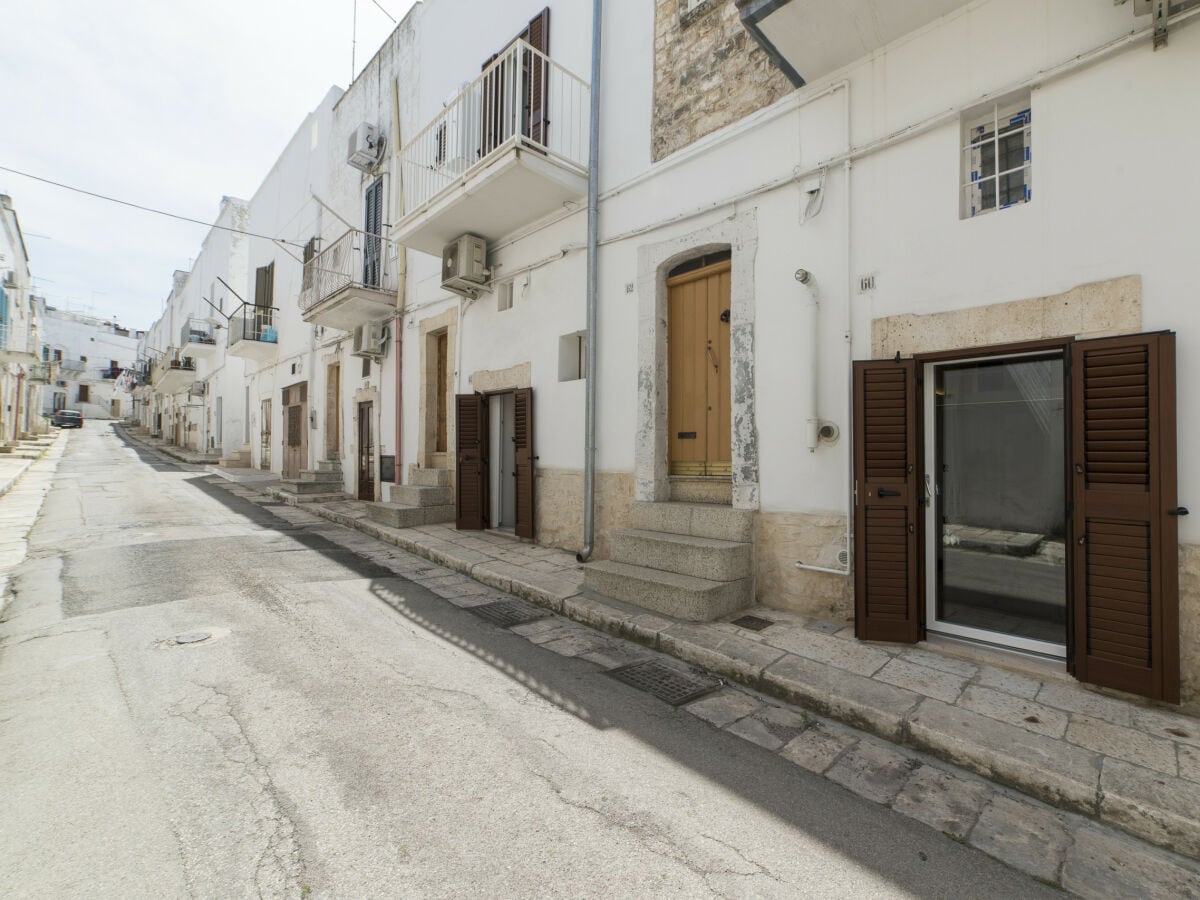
[160,464,1050,897]
[110,427,193,474]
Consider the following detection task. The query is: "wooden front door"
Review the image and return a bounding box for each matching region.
[282,383,307,479]
[261,399,272,469]
[325,364,341,459]
[668,260,732,477]
[357,401,375,501]
[455,393,489,530]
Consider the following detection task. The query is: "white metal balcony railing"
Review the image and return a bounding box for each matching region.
[59,358,87,373]
[300,229,399,313]
[400,39,589,217]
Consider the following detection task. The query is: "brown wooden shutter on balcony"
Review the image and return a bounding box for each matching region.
[254,262,275,307]
[853,359,922,643]
[527,8,550,144]
[514,388,535,539]
[1071,332,1179,702]
[456,393,489,530]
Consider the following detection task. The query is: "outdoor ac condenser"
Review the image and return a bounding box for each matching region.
[347,123,384,173]
[441,234,488,298]
[351,321,388,359]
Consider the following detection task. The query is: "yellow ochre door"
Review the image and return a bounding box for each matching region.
[668,260,731,477]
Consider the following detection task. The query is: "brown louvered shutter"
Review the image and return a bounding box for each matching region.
[853,359,921,643]
[255,264,271,307]
[514,388,535,539]
[526,8,550,145]
[456,393,489,530]
[1071,332,1179,702]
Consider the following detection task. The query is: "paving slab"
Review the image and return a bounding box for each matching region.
[968,794,1071,884]
[874,657,968,704]
[1100,758,1200,858]
[1066,715,1179,776]
[825,738,920,805]
[683,690,764,729]
[1061,825,1200,900]
[956,684,1070,739]
[779,722,857,774]
[892,766,992,839]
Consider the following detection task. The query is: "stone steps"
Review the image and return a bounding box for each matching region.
[632,501,755,543]
[610,528,752,581]
[299,469,342,484]
[365,501,455,530]
[218,448,252,469]
[410,467,451,487]
[385,483,452,507]
[583,559,751,622]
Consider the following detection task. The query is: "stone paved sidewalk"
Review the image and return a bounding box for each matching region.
[115,424,222,465]
[191,476,1200,898]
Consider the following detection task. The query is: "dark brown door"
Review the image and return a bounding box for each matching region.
[1071,332,1179,702]
[456,393,489,530]
[853,358,922,643]
[325,364,341,459]
[357,401,375,501]
[514,388,535,539]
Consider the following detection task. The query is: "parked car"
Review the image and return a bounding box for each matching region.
[52,410,83,428]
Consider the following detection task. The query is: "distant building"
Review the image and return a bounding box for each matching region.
[0,194,45,441]
[38,306,141,420]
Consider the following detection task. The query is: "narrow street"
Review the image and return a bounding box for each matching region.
[0,423,1058,899]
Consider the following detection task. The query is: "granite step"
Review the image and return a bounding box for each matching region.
[365,501,455,530]
[631,501,754,543]
[582,559,750,622]
[410,467,451,487]
[610,529,752,581]
[386,483,452,507]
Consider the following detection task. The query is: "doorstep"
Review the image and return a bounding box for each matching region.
[254,493,1200,865]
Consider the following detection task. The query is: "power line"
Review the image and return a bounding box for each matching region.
[370,0,397,24]
[0,164,307,248]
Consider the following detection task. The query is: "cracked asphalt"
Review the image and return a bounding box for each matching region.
[0,424,1059,898]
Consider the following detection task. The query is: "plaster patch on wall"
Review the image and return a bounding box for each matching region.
[872,275,1142,359]
[636,212,760,509]
[469,361,531,394]
[1179,544,1200,704]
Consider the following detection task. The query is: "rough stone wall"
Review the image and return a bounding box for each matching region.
[1179,545,1200,704]
[536,469,635,560]
[757,511,853,621]
[653,0,793,161]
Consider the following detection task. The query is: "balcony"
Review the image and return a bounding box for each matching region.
[27,363,53,384]
[99,366,122,380]
[737,0,972,87]
[300,230,398,331]
[180,317,220,359]
[151,354,197,393]
[58,358,87,380]
[227,302,279,362]
[393,39,590,255]
[0,322,38,363]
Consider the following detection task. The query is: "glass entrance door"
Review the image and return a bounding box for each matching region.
[924,353,1067,657]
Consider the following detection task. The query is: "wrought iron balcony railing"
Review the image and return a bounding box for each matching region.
[399,39,589,216]
[180,317,217,349]
[300,229,398,313]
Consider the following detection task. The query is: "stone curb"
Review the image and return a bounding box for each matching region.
[113,425,219,465]
[245,488,1200,868]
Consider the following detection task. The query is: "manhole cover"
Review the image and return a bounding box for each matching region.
[467,599,551,628]
[174,631,211,645]
[804,620,843,635]
[606,660,720,706]
[731,615,775,632]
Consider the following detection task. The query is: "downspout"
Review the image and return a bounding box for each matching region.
[13,372,24,442]
[577,0,603,563]
[392,77,407,487]
[796,268,819,453]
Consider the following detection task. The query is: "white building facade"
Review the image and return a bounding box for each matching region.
[0,194,46,441]
[39,307,140,420]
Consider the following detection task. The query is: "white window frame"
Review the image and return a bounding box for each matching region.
[961,98,1032,219]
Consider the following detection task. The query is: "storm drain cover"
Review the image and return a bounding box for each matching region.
[731,615,775,632]
[174,631,211,645]
[467,599,551,628]
[804,620,843,635]
[606,660,721,706]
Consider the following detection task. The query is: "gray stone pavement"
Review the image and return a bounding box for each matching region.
[113,427,1200,894]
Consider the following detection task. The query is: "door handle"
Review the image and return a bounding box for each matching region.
[1169,507,1190,517]
[706,345,719,373]
[878,488,901,498]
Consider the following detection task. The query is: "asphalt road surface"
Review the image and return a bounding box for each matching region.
[0,423,1060,899]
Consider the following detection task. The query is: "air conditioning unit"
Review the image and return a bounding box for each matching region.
[2,271,15,288]
[441,234,489,298]
[347,123,384,173]
[351,321,388,359]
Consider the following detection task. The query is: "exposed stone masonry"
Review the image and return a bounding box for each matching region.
[653,0,793,161]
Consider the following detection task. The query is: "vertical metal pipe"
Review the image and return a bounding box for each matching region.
[392,77,406,488]
[577,0,602,563]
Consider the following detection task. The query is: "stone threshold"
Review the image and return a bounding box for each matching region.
[202,486,1200,874]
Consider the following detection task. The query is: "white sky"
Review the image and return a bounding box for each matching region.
[0,0,418,330]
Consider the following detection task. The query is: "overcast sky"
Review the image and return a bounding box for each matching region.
[0,0,417,330]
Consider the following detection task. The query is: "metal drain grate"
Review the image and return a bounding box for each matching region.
[467,599,552,628]
[606,660,720,706]
[731,615,775,632]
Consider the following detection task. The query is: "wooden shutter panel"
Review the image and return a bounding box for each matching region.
[1071,332,1179,702]
[363,180,382,287]
[255,265,270,307]
[514,388,535,539]
[527,8,550,144]
[853,359,922,643]
[456,393,489,530]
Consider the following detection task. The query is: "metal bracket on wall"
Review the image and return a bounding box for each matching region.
[1153,0,1170,48]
